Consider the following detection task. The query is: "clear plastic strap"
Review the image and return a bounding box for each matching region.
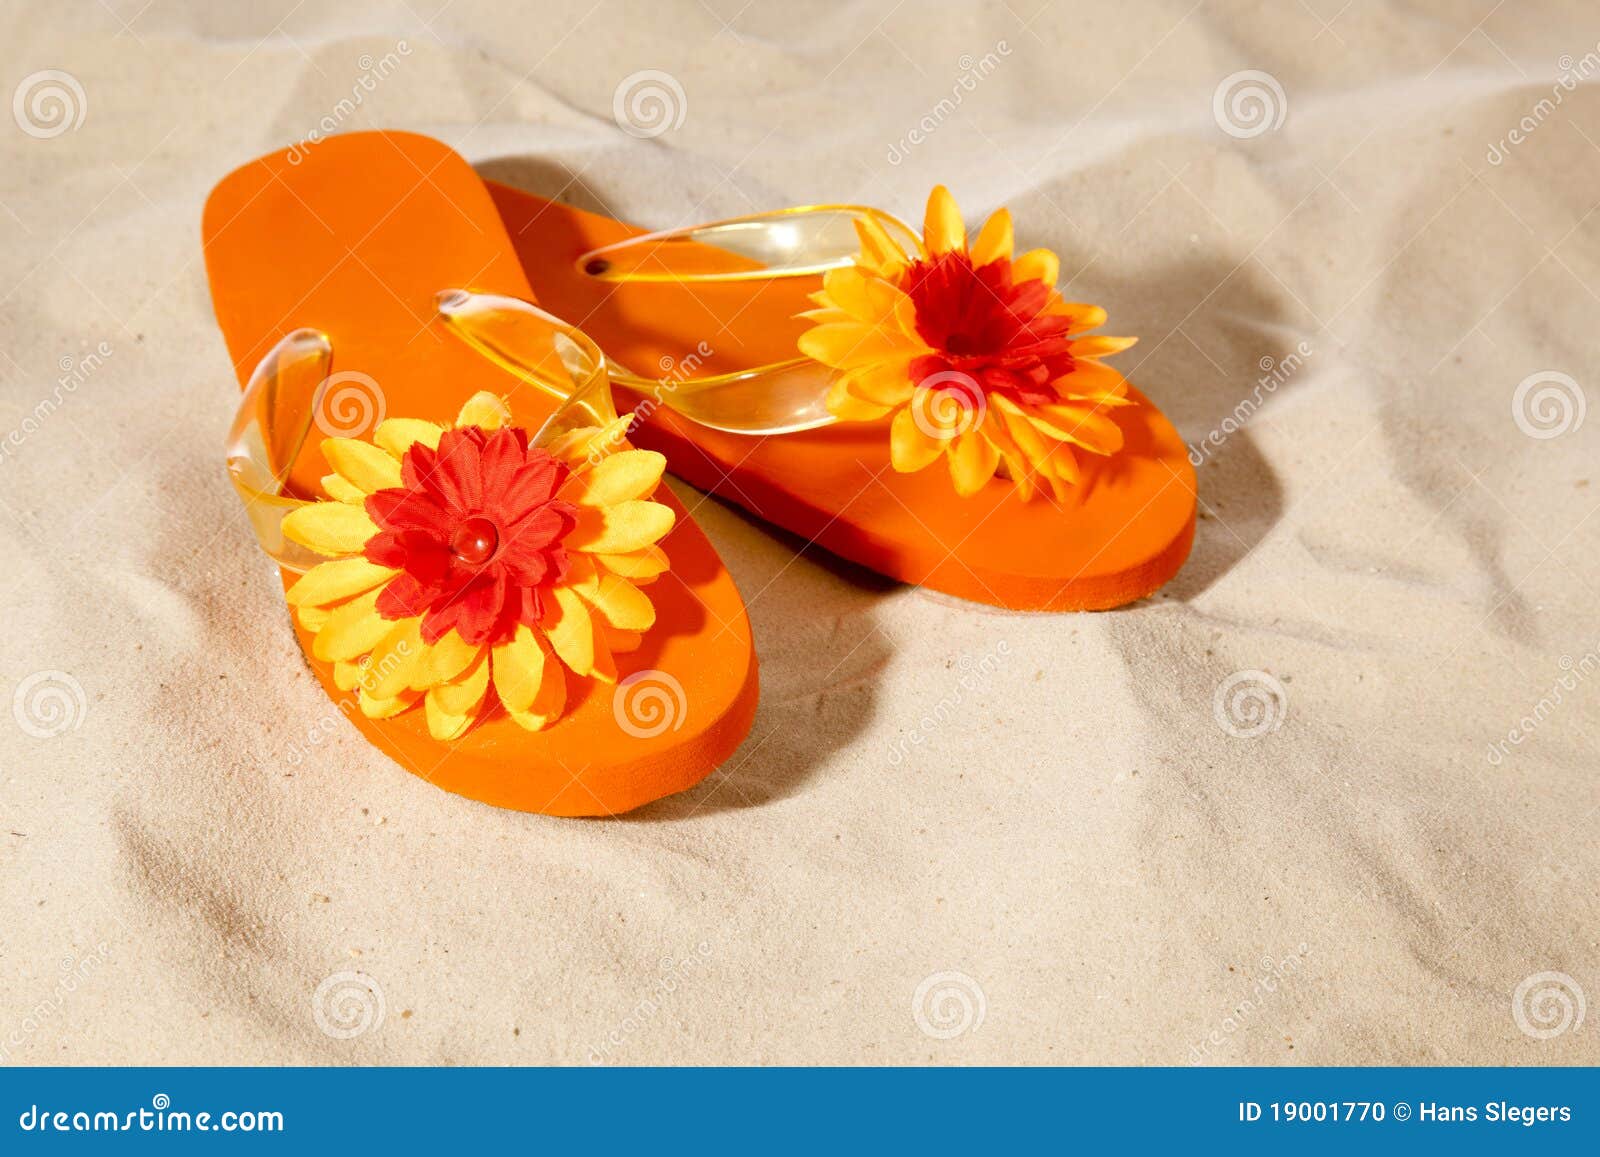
[227,301,620,572]
[574,204,921,283]
[224,329,336,574]
[438,288,839,435]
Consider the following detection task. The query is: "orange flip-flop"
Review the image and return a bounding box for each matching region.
[203,132,757,816]
[471,160,1197,612]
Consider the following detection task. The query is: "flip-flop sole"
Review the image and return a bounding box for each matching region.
[487,180,1196,611]
[203,131,757,816]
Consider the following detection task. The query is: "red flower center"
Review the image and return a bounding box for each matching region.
[903,251,1075,408]
[362,426,577,647]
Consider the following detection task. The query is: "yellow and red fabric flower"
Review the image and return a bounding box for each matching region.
[280,392,673,740]
[798,186,1138,500]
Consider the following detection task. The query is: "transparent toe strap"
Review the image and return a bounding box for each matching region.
[226,302,619,572]
[451,205,926,437]
[574,204,920,284]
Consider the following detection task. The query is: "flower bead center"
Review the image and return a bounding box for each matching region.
[449,516,499,565]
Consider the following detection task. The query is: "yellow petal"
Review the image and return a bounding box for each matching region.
[454,391,511,430]
[1012,248,1059,287]
[424,693,472,741]
[506,642,566,732]
[373,418,443,457]
[826,377,893,422]
[311,588,390,662]
[322,437,402,493]
[979,417,1038,502]
[430,646,489,717]
[1029,404,1125,455]
[364,616,426,699]
[843,360,916,407]
[1060,359,1131,398]
[296,605,332,632]
[321,473,367,503]
[414,628,479,689]
[579,573,656,631]
[594,545,670,581]
[490,624,549,714]
[1069,335,1137,359]
[568,500,675,554]
[798,321,910,369]
[922,185,966,255]
[282,501,378,557]
[1056,303,1108,334]
[560,450,665,507]
[819,265,875,317]
[542,587,596,676]
[545,416,635,469]
[854,214,912,275]
[358,687,419,719]
[949,431,1001,496]
[333,660,363,692]
[890,406,946,472]
[287,558,397,608]
[970,208,1014,267]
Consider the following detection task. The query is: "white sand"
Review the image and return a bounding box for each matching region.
[2,0,1597,1064]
